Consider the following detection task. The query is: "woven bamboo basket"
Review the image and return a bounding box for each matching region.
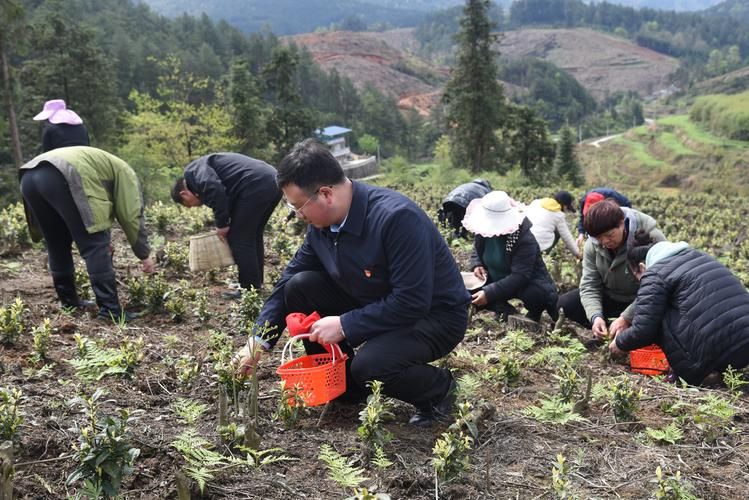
[188,232,234,272]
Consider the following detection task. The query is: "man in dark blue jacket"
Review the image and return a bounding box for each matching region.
[172,153,281,296]
[235,139,470,426]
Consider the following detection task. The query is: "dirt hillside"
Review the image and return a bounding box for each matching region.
[286,31,449,115]
[498,28,679,100]
[288,27,679,115]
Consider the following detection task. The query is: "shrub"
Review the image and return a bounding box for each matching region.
[0,387,23,441]
[0,203,32,256]
[0,297,27,345]
[66,389,141,499]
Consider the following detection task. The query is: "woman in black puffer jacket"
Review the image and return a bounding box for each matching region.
[610,231,749,385]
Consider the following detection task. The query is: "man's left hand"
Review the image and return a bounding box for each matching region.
[216,226,230,242]
[609,316,631,336]
[309,316,344,345]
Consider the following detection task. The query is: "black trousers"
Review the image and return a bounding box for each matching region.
[440,202,468,238]
[485,282,558,322]
[19,165,112,281]
[282,270,467,410]
[557,288,630,328]
[228,191,281,290]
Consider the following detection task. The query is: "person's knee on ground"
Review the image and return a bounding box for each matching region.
[556,289,591,328]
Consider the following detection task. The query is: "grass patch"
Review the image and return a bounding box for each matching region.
[658,132,697,157]
[658,115,748,148]
[613,138,666,168]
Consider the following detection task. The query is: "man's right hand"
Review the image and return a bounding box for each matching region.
[473,266,487,281]
[141,257,156,274]
[592,317,609,339]
[232,340,263,376]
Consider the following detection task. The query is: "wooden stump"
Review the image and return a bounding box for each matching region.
[507,315,542,334]
[0,441,13,500]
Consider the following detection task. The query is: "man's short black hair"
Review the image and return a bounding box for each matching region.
[171,177,186,204]
[276,139,345,194]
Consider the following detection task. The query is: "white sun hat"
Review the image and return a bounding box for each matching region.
[462,190,525,237]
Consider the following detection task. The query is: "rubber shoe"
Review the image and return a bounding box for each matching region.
[408,378,458,427]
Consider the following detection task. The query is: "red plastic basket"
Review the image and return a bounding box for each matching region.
[276,334,347,407]
[630,344,670,376]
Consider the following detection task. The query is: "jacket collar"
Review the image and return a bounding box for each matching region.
[325,180,366,237]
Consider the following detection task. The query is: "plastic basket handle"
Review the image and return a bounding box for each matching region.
[280,333,344,365]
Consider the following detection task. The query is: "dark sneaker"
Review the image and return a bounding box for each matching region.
[408,378,458,427]
[61,299,96,311]
[222,290,242,300]
[97,308,138,323]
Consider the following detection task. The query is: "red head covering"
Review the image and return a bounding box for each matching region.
[582,192,606,216]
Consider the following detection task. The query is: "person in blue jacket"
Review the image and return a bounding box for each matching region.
[234,139,470,426]
[576,187,632,244]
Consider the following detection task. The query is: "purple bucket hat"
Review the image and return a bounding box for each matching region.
[33,99,83,125]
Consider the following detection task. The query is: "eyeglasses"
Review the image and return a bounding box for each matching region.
[284,186,327,215]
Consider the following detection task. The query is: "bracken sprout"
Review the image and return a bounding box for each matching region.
[554,363,581,403]
[693,394,735,444]
[644,422,684,445]
[318,444,369,490]
[722,365,748,399]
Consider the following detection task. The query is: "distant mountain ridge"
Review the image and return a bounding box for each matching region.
[705,0,749,21]
[138,0,427,34]
[140,0,728,36]
[603,0,723,9]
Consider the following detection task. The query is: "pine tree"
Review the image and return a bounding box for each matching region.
[20,6,120,145]
[506,105,555,185]
[442,0,505,173]
[262,46,317,162]
[555,127,583,187]
[229,61,269,156]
